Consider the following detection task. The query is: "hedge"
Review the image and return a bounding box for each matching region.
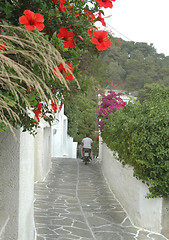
[102,86,169,198]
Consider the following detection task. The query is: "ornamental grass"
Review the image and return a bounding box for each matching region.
[0,24,80,133]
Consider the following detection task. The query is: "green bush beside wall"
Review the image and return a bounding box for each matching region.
[102,86,169,198]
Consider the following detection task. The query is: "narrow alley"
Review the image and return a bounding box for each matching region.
[34,158,168,240]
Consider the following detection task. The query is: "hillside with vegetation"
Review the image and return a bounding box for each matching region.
[86,38,169,92]
[64,38,169,158]
[65,38,169,141]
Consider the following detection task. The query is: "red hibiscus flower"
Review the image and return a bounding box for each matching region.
[97,12,106,27]
[67,5,73,15]
[0,39,6,54]
[54,61,73,82]
[96,0,115,8]
[51,0,65,4]
[75,13,79,18]
[57,27,75,48]
[34,103,42,123]
[51,100,58,113]
[68,10,72,15]
[59,2,67,13]
[19,10,45,31]
[66,61,73,82]
[90,31,111,51]
[59,102,63,112]
[85,9,95,22]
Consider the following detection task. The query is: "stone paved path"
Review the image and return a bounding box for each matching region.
[34,158,168,240]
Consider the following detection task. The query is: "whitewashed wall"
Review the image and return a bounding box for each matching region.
[51,105,77,158]
[18,130,35,240]
[101,143,169,238]
[34,120,51,182]
[0,103,77,239]
[0,129,35,240]
[0,209,9,240]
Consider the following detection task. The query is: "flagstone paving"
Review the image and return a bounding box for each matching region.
[34,158,168,240]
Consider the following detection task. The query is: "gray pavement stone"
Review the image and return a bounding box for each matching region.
[34,158,168,240]
[64,226,93,238]
[149,233,168,240]
[94,232,122,240]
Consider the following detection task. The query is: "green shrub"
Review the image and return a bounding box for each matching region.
[102,86,169,198]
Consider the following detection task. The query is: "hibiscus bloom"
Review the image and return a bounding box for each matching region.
[96,0,115,8]
[19,10,45,31]
[51,0,65,3]
[97,12,106,27]
[0,39,6,54]
[57,27,75,48]
[59,2,67,13]
[67,5,73,15]
[90,31,111,51]
[51,100,58,113]
[85,9,95,22]
[54,61,73,82]
[75,13,79,18]
[34,103,42,123]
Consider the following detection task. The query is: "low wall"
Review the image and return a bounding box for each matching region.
[34,122,52,182]
[0,129,35,240]
[18,129,35,240]
[101,143,169,238]
[0,210,9,240]
[51,113,77,158]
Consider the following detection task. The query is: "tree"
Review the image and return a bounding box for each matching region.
[137,83,164,103]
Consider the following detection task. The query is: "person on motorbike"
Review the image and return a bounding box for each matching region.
[81,133,93,159]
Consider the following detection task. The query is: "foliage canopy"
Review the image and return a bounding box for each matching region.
[0,0,115,133]
[101,86,169,198]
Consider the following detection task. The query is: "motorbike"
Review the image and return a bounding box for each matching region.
[83,148,91,165]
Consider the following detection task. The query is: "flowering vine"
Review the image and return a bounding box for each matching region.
[97,90,126,129]
[0,0,118,133]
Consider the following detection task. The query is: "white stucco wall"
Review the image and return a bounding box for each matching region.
[51,105,77,158]
[18,130,35,240]
[0,210,9,240]
[0,129,35,240]
[162,198,169,238]
[101,143,164,233]
[0,130,20,239]
[34,121,51,182]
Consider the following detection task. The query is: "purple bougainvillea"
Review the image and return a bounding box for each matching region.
[97,90,126,129]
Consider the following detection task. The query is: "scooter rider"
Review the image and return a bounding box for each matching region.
[81,133,93,159]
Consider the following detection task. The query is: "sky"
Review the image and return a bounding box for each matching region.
[98,0,169,56]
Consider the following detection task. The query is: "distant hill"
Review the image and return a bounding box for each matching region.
[87,38,169,92]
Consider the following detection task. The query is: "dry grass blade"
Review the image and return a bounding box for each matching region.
[0,24,80,133]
